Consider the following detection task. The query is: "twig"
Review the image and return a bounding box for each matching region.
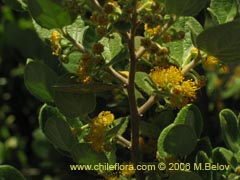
[181,50,202,75]
[138,95,158,115]
[90,0,103,12]
[108,66,129,85]
[116,135,131,149]
[61,29,87,53]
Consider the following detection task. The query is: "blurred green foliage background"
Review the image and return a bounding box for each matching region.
[0,1,98,179]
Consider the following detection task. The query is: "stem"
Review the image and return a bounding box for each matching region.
[61,29,87,53]
[108,66,129,85]
[80,124,90,130]
[181,51,202,75]
[90,0,103,12]
[116,135,131,149]
[138,95,158,115]
[127,7,141,180]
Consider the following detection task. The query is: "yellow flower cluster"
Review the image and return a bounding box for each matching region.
[144,23,161,36]
[85,111,115,152]
[150,66,199,109]
[50,30,61,55]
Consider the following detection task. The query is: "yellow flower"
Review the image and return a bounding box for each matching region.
[97,111,115,127]
[202,55,219,70]
[150,66,183,88]
[85,111,115,152]
[120,162,135,177]
[150,66,199,109]
[85,118,106,152]
[144,23,161,36]
[50,30,61,55]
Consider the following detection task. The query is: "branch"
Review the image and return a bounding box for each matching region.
[181,50,202,75]
[116,135,131,149]
[138,95,158,115]
[61,29,87,53]
[126,7,142,180]
[90,0,103,12]
[108,66,129,85]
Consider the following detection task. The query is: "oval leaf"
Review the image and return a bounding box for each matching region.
[24,60,58,103]
[27,0,76,29]
[53,74,96,118]
[53,83,122,93]
[70,143,108,166]
[212,147,238,169]
[157,123,175,158]
[165,0,208,16]
[208,0,238,24]
[195,151,213,180]
[44,116,78,152]
[174,104,203,137]
[219,109,240,152]
[135,72,158,95]
[196,21,240,62]
[0,165,26,180]
[159,124,197,157]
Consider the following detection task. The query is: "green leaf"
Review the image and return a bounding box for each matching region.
[169,171,202,180]
[212,147,238,170]
[0,165,26,180]
[104,47,129,67]
[64,16,86,43]
[106,117,129,138]
[135,72,158,95]
[100,33,123,63]
[208,0,238,24]
[221,77,240,99]
[27,0,77,29]
[157,124,175,158]
[149,110,175,130]
[140,121,161,138]
[4,0,27,11]
[53,74,96,118]
[195,151,213,180]
[174,104,203,137]
[113,21,132,32]
[44,116,77,152]
[24,60,58,103]
[165,0,208,16]
[82,25,101,50]
[196,21,240,62]
[71,143,108,166]
[158,124,197,157]
[195,137,213,157]
[219,109,240,152]
[53,83,122,93]
[38,104,62,130]
[63,51,81,74]
[166,17,203,66]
